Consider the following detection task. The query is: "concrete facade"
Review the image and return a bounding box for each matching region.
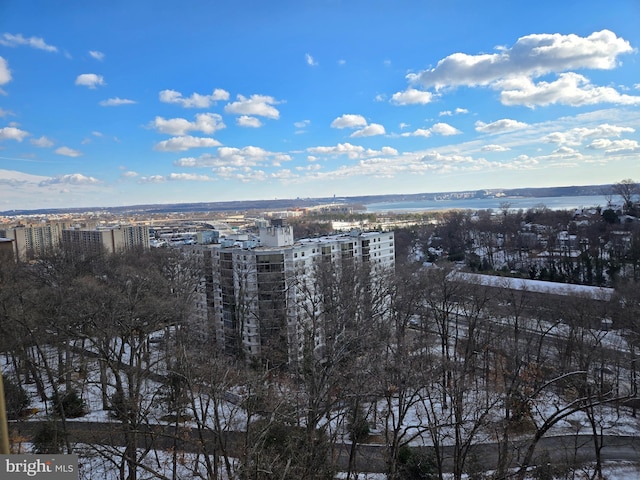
[61,225,151,256]
[5,223,63,261]
[195,225,395,366]
[0,238,15,263]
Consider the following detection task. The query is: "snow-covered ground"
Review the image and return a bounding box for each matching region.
[337,466,640,480]
[4,324,640,479]
[2,332,248,431]
[320,387,640,448]
[10,440,638,480]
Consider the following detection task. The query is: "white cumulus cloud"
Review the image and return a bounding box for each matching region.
[55,146,82,157]
[237,116,263,128]
[587,138,640,154]
[174,146,290,169]
[481,144,510,152]
[159,88,230,108]
[402,123,460,137]
[0,33,57,52]
[0,126,28,142]
[408,29,632,90]
[224,94,281,119]
[99,97,136,106]
[543,123,635,146]
[168,173,212,181]
[39,173,99,186]
[307,142,397,160]
[31,136,53,147]
[405,29,637,108]
[136,173,212,183]
[75,73,105,89]
[138,175,166,184]
[499,72,640,107]
[438,108,469,116]
[390,88,433,105]
[0,56,11,90]
[154,136,222,152]
[89,50,104,61]
[139,173,213,182]
[475,118,529,133]
[305,53,318,66]
[579,124,635,137]
[603,140,640,155]
[330,114,385,137]
[331,114,368,129]
[0,168,46,187]
[350,123,386,138]
[552,146,579,156]
[307,143,366,159]
[431,122,462,136]
[151,113,225,136]
[401,128,432,138]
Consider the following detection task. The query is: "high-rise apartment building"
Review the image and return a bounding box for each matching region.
[195,221,395,366]
[3,222,149,260]
[5,223,64,261]
[61,225,151,256]
[0,237,15,263]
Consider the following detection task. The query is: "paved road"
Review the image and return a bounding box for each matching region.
[10,420,640,474]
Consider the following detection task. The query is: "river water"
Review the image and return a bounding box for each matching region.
[364,195,609,213]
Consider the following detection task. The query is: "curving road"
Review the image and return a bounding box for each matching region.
[9,420,640,474]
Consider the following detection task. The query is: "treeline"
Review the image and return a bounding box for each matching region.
[394,205,640,286]
[1,248,639,479]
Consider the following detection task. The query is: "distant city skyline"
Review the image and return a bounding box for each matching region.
[0,1,639,211]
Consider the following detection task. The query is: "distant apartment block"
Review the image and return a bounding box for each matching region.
[62,225,150,256]
[194,220,395,366]
[0,237,15,263]
[4,223,64,261]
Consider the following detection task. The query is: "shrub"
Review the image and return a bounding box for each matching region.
[32,422,65,454]
[348,407,370,443]
[397,445,437,479]
[243,420,334,480]
[3,376,30,420]
[52,389,86,418]
[108,391,132,421]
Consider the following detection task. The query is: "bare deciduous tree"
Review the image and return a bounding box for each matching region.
[612,178,639,215]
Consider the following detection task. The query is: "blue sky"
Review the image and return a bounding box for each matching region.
[0,1,639,210]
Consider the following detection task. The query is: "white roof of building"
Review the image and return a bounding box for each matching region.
[214,229,391,251]
[297,230,386,246]
[453,272,614,301]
